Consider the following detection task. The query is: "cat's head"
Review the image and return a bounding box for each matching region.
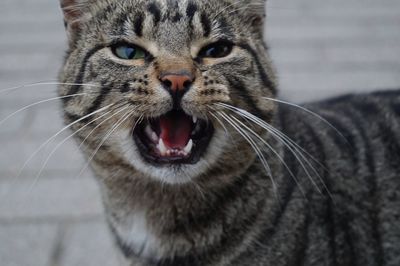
[59,0,276,185]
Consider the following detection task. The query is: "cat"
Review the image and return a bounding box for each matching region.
[58,0,400,265]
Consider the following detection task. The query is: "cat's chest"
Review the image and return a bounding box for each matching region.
[113,211,162,260]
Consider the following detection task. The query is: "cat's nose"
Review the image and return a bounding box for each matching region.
[160,73,194,93]
[160,72,194,107]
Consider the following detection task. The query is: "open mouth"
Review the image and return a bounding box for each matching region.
[133,110,214,165]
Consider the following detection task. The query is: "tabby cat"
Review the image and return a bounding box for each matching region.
[58,0,400,265]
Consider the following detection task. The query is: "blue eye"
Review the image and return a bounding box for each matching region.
[112,44,146,60]
[199,41,233,58]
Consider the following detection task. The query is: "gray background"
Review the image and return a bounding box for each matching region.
[0,0,399,265]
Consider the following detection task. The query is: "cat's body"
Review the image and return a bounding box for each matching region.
[102,91,400,266]
[58,0,400,265]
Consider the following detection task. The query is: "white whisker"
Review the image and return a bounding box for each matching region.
[76,109,140,178]
[0,81,99,95]
[217,104,318,191]
[28,108,117,190]
[0,93,86,128]
[228,114,306,198]
[262,97,348,144]
[209,112,229,135]
[77,102,129,150]
[215,103,333,198]
[16,104,114,179]
[216,111,281,204]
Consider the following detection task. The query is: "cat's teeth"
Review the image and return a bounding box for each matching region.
[184,139,193,154]
[157,138,193,157]
[193,116,198,124]
[157,138,167,156]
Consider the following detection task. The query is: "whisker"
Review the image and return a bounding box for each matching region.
[77,101,128,150]
[262,97,349,144]
[0,80,57,94]
[216,111,281,204]
[227,114,307,198]
[208,109,248,155]
[0,81,99,95]
[217,111,272,176]
[28,108,117,190]
[215,103,333,198]
[0,93,87,128]
[209,112,229,135]
[261,122,335,201]
[255,121,330,192]
[217,103,326,169]
[15,103,115,179]
[76,109,140,178]
[217,104,318,189]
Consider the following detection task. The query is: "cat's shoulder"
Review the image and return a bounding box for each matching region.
[312,89,400,109]
[276,89,400,140]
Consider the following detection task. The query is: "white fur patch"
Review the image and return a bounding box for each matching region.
[114,211,162,259]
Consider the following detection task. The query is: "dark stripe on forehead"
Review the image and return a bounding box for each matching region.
[147,2,162,25]
[200,13,211,37]
[218,17,235,39]
[63,45,104,104]
[172,11,183,22]
[185,1,198,35]
[238,43,277,95]
[134,13,144,37]
[186,2,197,21]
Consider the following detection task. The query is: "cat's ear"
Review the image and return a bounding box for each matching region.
[59,0,88,43]
[242,0,267,28]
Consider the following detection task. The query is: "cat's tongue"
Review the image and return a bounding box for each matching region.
[159,111,192,149]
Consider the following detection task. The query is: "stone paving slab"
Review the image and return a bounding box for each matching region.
[0,177,102,221]
[0,223,59,266]
[60,221,121,266]
[0,138,86,177]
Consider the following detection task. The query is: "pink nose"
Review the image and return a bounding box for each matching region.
[160,74,194,93]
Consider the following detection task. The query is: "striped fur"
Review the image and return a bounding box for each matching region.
[58,0,400,265]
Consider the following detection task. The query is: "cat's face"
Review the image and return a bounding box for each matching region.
[59,0,276,184]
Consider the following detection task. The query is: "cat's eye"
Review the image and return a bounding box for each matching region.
[198,41,234,59]
[112,44,146,60]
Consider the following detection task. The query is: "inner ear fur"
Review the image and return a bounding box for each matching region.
[60,0,83,28]
[229,0,266,29]
[59,0,93,45]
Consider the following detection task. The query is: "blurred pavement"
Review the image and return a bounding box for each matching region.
[0,0,399,265]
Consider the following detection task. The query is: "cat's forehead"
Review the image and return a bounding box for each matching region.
[94,0,239,52]
[105,0,228,15]
[125,0,224,10]
[116,0,231,23]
